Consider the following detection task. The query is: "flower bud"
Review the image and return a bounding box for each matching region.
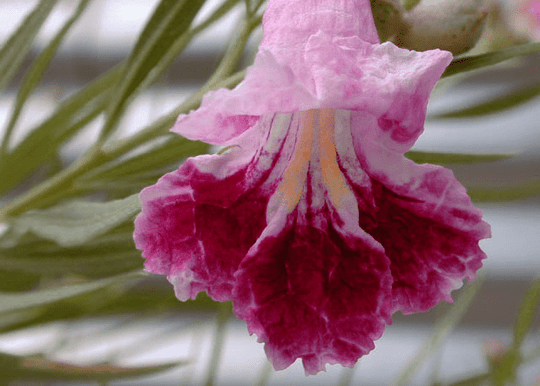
[393,0,489,55]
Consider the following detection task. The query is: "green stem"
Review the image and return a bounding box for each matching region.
[204,302,232,386]
[0,70,245,220]
[0,5,260,219]
[101,70,246,161]
[0,144,106,219]
[337,366,356,386]
[253,361,273,386]
[252,0,267,14]
[206,12,262,87]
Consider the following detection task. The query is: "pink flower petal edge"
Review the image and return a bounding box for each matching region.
[134,0,490,375]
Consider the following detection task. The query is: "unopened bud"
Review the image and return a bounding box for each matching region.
[393,0,489,55]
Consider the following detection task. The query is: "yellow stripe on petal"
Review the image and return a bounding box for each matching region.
[318,108,353,210]
[272,110,314,212]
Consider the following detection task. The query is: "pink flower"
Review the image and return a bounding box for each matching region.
[134,0,490,374]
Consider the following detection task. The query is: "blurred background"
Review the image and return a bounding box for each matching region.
[0,0,539,385]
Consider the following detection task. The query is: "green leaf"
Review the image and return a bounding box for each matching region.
[442,42,540,78]
[0,278,218,334]
[0,269,40,292]
[79,135,208,191]
[3,194,141,248]
[390,276,484,386]
[467,179,540,202]
[0,228,142,279]
[0,0,92,157]
[0,271,142,315]
[444,373,490,386]
[0,352,184,382]
[0,0,58,93]
[431,81,540,118]
[406,151,514,165]
[0,64,124,195]
[102,0,206,139]
[512,277,540,351]
[402,0,421,10]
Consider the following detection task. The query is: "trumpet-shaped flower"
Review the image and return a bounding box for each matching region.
[134,0,490,374]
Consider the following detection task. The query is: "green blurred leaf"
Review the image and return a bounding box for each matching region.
[512,277,540,351]
[467,179,540,202]
[431,81,540,118]
[390,276,484,386]
[406,151,514,165]
[0,271,142,315]
[0,64,124,195]
[3,194,141,248]
[103,0,206,138]
[0,0,92,157]
[79,135,208,192]
[0,352,184,382]
[0,227,142,279]
[0,0,58,93]
[442,42,540,78]
[0,269,40,292]
[0,279,215,334]
[444,373,490,386]
[402,0,421,10]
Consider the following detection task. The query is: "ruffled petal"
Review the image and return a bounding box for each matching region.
[135,113,301,300]
[351,111,491,313]
[234,217,392,374]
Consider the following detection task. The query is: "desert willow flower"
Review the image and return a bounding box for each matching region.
[134,0,490,374]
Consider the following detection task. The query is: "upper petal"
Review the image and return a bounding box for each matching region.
[172,51,314,145]
[261,0,379,53]
[305,35,452,151]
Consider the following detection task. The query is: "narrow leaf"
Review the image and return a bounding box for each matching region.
[0,0,58,93]
[4,194,141,248]
[0,352,184,382]
[0,269,40,292]
[0,65,123,195]
[444,373,490,386]
[402,0,421,11]
[390,276,484,386]
[0,0,92,156]
[512,277,540,351]
[406,151,514,165]
[0,271,142,315]
[81,135,208,188]
[103,0,206,138]
[442,42,540,78]
[0,225,142,279]
[432,81,540,118]
[467,179,540,202]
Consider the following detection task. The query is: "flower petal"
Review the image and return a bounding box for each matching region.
[135,113,301,300]
[261,0,379,52]
[172,51,314,145]
[351,111,491,313]
[233,110,393,375]
[233,208,392,375]
[304,36,452,151]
